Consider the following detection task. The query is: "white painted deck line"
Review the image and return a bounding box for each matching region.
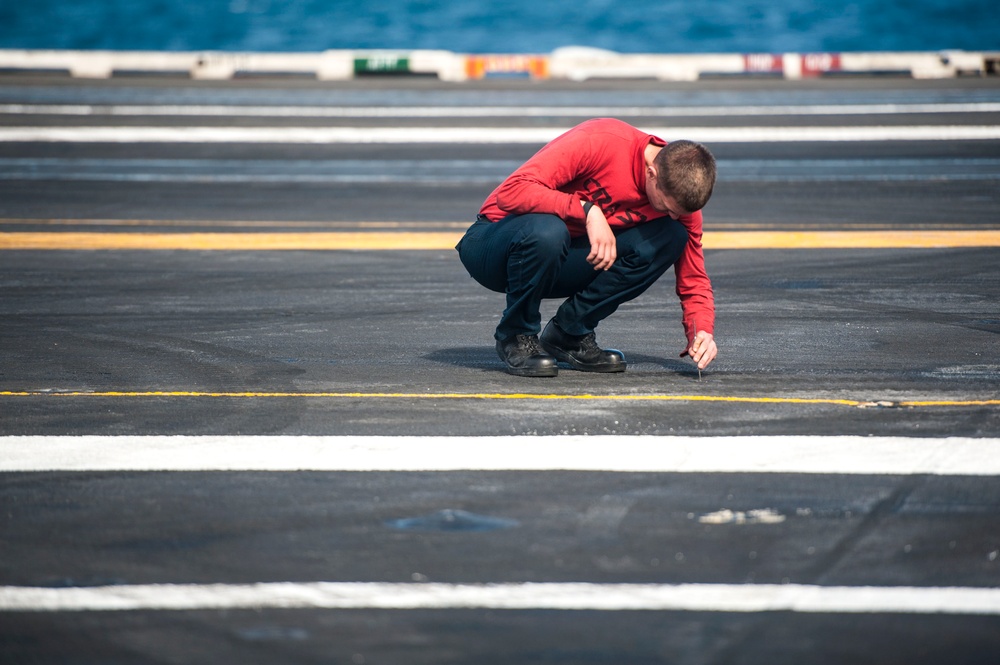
[2,582,999,615]
[2,436,999,475]
[1,125,999,143]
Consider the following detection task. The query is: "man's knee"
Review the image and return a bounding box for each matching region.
[620,219,688,270]
[513,214,571,254]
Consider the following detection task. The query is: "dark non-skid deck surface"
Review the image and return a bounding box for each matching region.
[1,74,998,664]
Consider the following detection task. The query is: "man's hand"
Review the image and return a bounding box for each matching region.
[689,330,717,370]
[584,205,616,271]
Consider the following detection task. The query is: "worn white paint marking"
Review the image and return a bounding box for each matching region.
[2,436,999,475]
[2,582,999,614]
[3,103,1000,118]
[698,509,787,525]
[1,126,999,143]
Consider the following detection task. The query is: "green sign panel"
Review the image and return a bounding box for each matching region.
[354,56,411,75]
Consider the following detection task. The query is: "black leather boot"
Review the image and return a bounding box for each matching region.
[496,334,558,377]
[540,320,626,373]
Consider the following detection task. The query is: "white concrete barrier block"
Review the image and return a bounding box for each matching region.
[111,51,197,75]
[190,52,242,79]
[682,54,747,77]
[549,48,745,81]
[318,50,355,80]
[906,54,955,79]
[261,53,328,75]
[783,53,802,80]
[69,59,114,78]
[188,51,327,79]
[0,49,35,69]
[0,50,86,76]
[939,50,986,75]
[410,50,467,81]
[839,51,955,78]
[549,46,623,81]
[35,51,115,78]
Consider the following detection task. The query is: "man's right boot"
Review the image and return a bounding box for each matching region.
[496,334,558,377]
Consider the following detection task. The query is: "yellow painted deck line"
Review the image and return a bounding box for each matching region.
[2,391,998,409]
[1,219,986,232]
[2,230,1000,250]
[0,219,470,229]
[0,232,461,250]
[709,230,1000,249]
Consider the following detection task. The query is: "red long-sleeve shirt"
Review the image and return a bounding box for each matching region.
[478,118,714,353]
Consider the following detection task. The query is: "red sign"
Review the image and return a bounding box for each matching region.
[743,54,783,73]
[801,53,842,76]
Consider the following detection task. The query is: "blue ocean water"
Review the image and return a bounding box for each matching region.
[0,0,997,54]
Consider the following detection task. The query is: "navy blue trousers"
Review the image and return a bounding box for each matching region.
[456,213,688,341]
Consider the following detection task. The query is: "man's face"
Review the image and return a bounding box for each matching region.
[645,167,690,219]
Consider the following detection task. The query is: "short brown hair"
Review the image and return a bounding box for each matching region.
[654,140,716,213]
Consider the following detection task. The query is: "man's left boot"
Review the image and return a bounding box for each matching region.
[539,319,626,373]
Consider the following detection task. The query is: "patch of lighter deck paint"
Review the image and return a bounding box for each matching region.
[921,365,1000,380]
[699,509,787,525]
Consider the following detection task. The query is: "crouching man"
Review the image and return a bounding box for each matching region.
[456,118,718,377]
